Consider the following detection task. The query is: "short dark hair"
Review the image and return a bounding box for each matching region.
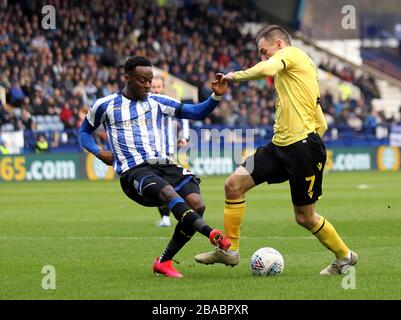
[256,25,291,45]
[124,56,152,73]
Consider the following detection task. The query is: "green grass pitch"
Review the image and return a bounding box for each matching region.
[0,171,400,299]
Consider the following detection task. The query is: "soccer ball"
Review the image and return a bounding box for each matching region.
[250,247,284,276]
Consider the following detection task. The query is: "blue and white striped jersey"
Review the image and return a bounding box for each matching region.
[86,92,186,175]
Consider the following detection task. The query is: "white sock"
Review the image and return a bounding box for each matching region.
[225,249,239,256]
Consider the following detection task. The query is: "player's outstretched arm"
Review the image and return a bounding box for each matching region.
[176,74,227,120]
[223,57,284,82]
[78,119,114,165]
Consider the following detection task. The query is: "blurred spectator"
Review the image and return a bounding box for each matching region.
[0,99,8,127]
[364,110,378,134]
[60,103,75,128]
[338,82,352,101]
[31,95,47,115]
[347,112,363,131]
[218,101,233,125]
[21,97,32,112]
[35,134,49,153]
[10,81,25,108]
[261,115,270,126]
[0,139,10,154]
[248,107,261,126]
[319,61,380,101]
[235,107,249,126]
[336,108,349,126]
[21,108,35,130]
[209,108,225,124]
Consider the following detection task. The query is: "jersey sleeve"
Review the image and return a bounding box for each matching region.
[233,55,285,81]
[87,98,109,129]
[152,94,221,120]
[150,94,181,117]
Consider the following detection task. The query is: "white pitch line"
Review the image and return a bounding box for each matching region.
[357,184,372,189]
[0,236,171,241]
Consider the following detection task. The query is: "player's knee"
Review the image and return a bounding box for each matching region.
[193,203,205,217]
[224,176,243,197]
[185,193,206,216]
[186,196,205,216]
[139,176,177,204]
[294,213,315,229]
[295,213,307,226]
[159,185,179,203]
[139,176,165,198]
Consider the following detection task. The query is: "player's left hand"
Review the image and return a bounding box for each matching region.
[212,73,227,96]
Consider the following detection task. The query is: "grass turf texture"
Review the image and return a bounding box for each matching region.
[0,171,400,299]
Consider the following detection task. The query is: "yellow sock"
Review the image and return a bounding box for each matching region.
[310,216,350,259]
[223,199,246,251]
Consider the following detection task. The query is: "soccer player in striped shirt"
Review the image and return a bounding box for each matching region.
[195,25,358,275]
[78,56,230,278]
[151,75,190,228]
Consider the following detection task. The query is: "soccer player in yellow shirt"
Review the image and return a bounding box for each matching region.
[195,25,357,275]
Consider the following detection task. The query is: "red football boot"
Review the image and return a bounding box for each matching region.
[209,229,231,250]
[152,258,183,278]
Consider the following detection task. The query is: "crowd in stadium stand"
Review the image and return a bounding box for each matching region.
[0,0,398,145]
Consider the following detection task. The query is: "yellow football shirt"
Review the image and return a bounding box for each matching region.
[233,46,326,146]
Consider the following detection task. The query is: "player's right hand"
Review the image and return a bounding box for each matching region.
[212,73,227,96]
[97,150,114,166]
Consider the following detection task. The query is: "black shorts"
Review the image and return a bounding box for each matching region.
[119,162,201,207]
[243,133,327,206]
